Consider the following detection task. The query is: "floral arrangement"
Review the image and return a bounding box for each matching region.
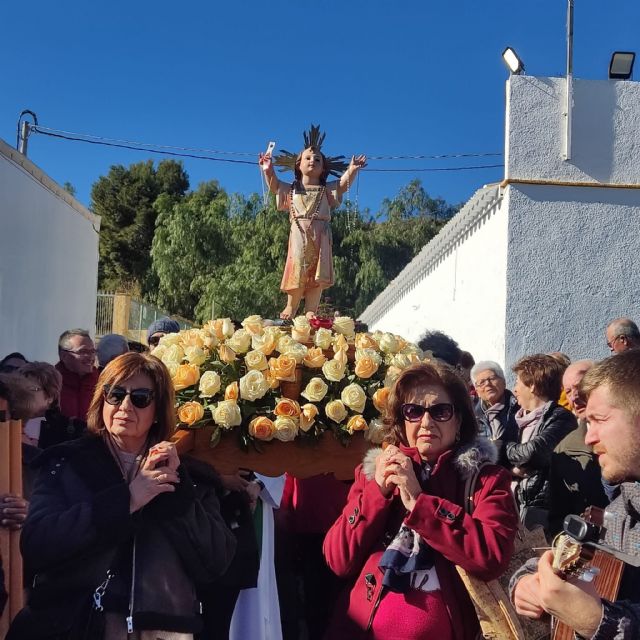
[153,315,426,449]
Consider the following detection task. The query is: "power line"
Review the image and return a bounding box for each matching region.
[31,124,504,173]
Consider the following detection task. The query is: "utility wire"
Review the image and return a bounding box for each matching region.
[31,125,504,173]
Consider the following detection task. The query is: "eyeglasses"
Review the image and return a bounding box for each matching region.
[61,348,97,358]
[401,402,455,423]
[103,384,155,409]
[475,375,501,388]
[606,335,624,350]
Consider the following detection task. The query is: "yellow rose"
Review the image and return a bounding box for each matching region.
[164,361,178,378]
[173,363,200,391]
[301,377,328,402]
[202,333,219,350]
[225,381,239,400]
[314,328,333,350]
[372,387,391,413]
[212,318,235,340]
[199,370,221,397]
[264,366,280,390]
[303,347,327,369]
[322,359,346,382]
[333,334,349,352]
[365,417,386,444]
[355,333,379,350]
[239,370,269,402]
[181,329,205,349]
[274,397,302,417]
[347,414,368,434]
[292,316,311,342]
[354,355,379,379]
[277,334,295,353]
[252,332,278,356]
[226,329,252,354]
[162,344,185,366]
[218,344,237,363]
[274,416,299,442]
[151,344,167,360]
[341,383,366,413]
[333,348,348,367]
[284,342,308,364]
[241,314,264,336]
[245,349,268,371]
[184,346,207,366]
[249,415,275,441]
[213,400,242,429]
[325,399,348,424]
[379,333,400,354]
[158,332,183,347]
[333,316,355,339]
[271,354,297,382]
[178,401,205,426]
[390,352,420,370]
[300,403,319,432]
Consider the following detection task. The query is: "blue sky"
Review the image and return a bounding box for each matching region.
[2,0,639,213]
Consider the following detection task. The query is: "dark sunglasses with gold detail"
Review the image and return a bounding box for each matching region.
[103,384,155,409]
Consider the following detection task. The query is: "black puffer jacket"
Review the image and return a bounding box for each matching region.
[8,435,235,639]
[505,402,576,512]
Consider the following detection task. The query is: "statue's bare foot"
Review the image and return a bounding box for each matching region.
[280,306,294,320]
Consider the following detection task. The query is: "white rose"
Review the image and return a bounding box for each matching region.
[355,348,382,365]
[333,316,355,339]
[213,400,242,429]
[325,399,348,424]
[292,316,311,342]
[241,315,264,336]
[184,346,207,366]
[226,329,252,354]
[161,344,184,366]
[151,344,167,360]
[284,342,308,364]
[322,359,346,382]
[245,349,268,371]
[314,328,333,350]
[301,377,329,402]
[379,333,400,354]
[239,370,270,402]
[277,334,295,353]
[273,416,299,442]
[199,371,221,397]
[220,318,235,339]
[252,331,278,356]
[341,383,367,413]
[158,332,183,347]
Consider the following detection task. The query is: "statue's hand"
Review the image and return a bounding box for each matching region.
[350,154,367,170]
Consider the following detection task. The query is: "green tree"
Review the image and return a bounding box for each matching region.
[92,159,189,294]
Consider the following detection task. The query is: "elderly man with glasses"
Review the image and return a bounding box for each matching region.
[606,317,640,353]
[471,360,519,467]
[55,328,99,423]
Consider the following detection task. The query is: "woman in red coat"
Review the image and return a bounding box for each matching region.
[323,361,519,639]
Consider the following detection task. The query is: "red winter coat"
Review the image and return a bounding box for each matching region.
[323,438,519,640]
[55,362,99,422]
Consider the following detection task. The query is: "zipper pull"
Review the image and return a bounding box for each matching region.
[126,616,134,633]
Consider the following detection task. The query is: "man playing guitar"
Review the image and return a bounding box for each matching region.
[511,349,640,639]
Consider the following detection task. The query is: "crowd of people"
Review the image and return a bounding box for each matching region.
[0,315,639,639]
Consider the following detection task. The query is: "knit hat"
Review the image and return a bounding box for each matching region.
[147,317,181,341]
[97,334,130,368]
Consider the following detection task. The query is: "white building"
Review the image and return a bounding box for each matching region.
[360,75,640,368]
[0,138,101,363]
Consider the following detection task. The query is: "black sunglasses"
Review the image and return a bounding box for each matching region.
[103,384,155,409]
[401,402,455,423]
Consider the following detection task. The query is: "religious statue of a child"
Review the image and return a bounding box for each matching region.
[259,125,366,320]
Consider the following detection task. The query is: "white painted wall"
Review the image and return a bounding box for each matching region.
[0,139,100,363]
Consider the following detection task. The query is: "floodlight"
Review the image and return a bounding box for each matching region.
[609,52,635,80]
[502,47,525,75]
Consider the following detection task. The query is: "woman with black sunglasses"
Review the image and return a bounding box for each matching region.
[323,362,519,640]
[8,352,235,640]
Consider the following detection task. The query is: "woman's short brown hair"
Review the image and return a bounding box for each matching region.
[384,362,478,448]
[86,352,176,444]
[19,362,62,405]
[512,354,563,401]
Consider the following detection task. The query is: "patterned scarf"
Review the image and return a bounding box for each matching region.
[378,460,436,593]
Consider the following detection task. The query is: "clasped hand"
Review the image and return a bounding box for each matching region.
[374,445,422,512]
[0,493,28,530]
[129,441,181,513]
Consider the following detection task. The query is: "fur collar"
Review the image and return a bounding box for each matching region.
[362,436,497,481]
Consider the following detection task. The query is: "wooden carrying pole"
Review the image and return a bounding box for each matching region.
[0,397,24,637]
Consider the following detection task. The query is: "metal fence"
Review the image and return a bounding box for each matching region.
[96,292,192,343]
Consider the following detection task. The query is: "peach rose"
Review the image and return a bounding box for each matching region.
[213,318,235,340]
[325,399,348,424]
[271,354,298,382]
[354,355,379,379]
[346,414,368,434]
[264,366,280,390]
[300,403,319,432]
[301,377,328,402]
[341,383,366,413]
[249,415,275,441]
[181,329,205,349]
[274,397,302,418]
[303,347,327,369]
[274,416,299,442]
[372,387,391,414]
[199,370,221,397]
[252,331,278,356]
[245,349,268,371]
[172,363,200,391]
[225,381,239,401]
[333,334,349,352]
[322,359,346,382]
[178,401,205,426]
[355,333,379,350]
[239,370,269,402]
[213,400,242,429]
[218,344,237,364]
